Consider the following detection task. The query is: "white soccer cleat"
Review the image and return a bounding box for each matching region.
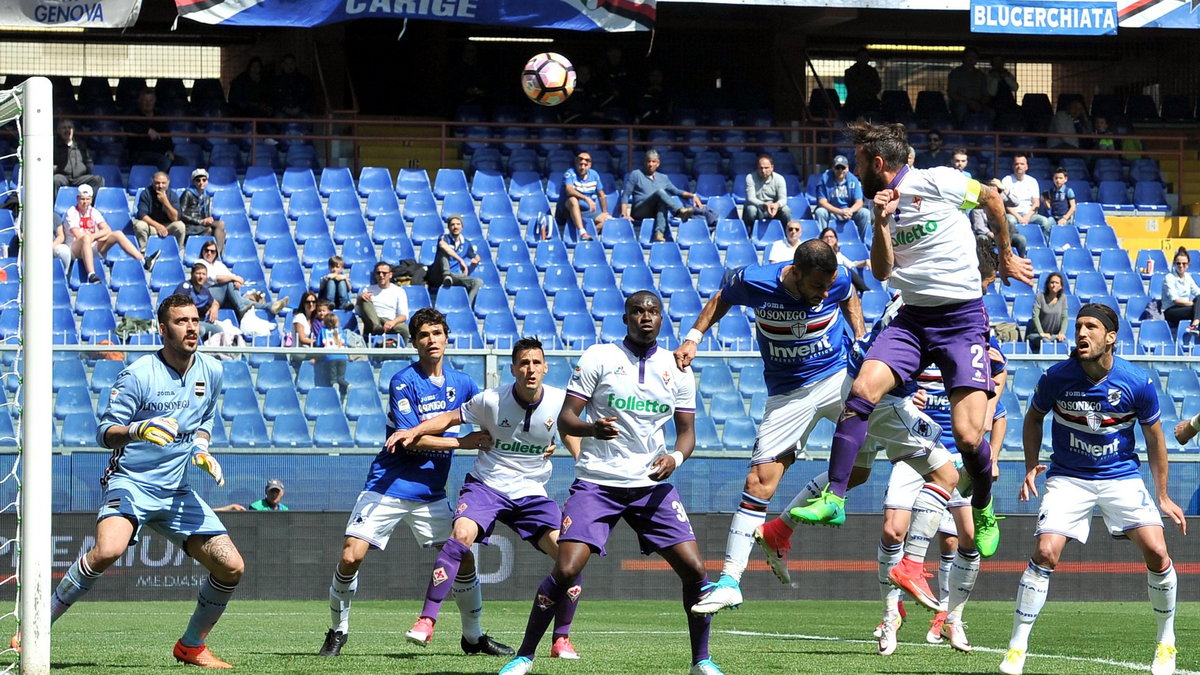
[689,658,725,675]
[690,575,743,615]
[999,648,1026,674]
[499,656,533,675]
[941,620,972,653]
[1152,643,1177,675]
[877,614,902,656]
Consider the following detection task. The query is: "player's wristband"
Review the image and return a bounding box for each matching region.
[685,329,704,344]
[193,436,210,454]
[1189,412,1200,432]
[669,451,686,468]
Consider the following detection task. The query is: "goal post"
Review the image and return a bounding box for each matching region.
[0,75,54,675]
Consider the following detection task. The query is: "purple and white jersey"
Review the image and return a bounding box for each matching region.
[888,166,983,306]
[1031,356,1160,481]
[720,261,853,396]
[460,384,566,500]
[568,339,695,488]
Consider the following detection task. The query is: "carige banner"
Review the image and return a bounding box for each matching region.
[174,0,656,31]
[0,0,142,28]
[970,0,1119,34]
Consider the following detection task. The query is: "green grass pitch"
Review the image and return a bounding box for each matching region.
[6,599,1195,673]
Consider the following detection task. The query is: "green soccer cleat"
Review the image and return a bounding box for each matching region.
[788,488,846,527]
[973,498,1002,558]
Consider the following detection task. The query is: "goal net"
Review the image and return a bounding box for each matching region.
[0,75,54,675]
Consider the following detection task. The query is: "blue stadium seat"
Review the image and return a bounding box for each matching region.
[598,217,636,248]
[253,359,293,395]
[516,192,551,225]
[1060,248,1095,278]
[402,189,439,222]
[590,288,626,319]
[486,215,523,246]
[74,283,113,315]
[717,313,754,350]
[1138,320,1175,356]
[53,359,88,394]
[471,170,507,200]
[221,386,260,421]
[532,240,570,271]
[344,386,382,421]
[280,168,317,197]
[79,309,117,342]
[262,385,303,421]
[363,190,401,221]
[312,412,354,447]
[686,241,722,273]
[724,241,759,269]
[219,360,253,392]
[1072,271,1108,301]
[332,213,369,245]
[433,169,469,199]
[89,359,125,394]
[355,413,387,447]
[692,414,722,451]
[248,189,285,220]
[1048,225,1082,253]
[550,287,589,320]
[696,266,727,297]
[1097,250,1133,280]
[319,167,355,197]
[620,265,656,297]
[326,191,363,221]
[667,289,703,323]
[522,310,560,345]
[581,266,617,297]
[483,311,520,348]
[507,172,545,202]
[396,168,432,197]
[304,386,343,420]
[357,166,393,197]
[1086,225,1120,252]
[287,189,324,220]
[262,236,300,268]
[674,219,710,249]
[648,242,685,273]
[1097,181,1133,211]
[61,412,98,447]
[300,231,336,269]
[271,412,312,447]
[503,264,539,294]
[713,219,749,250]
[598,315,626,343]
[511,288,549,319]
[722,417,757,452]
[708,391,745,424]
[560,314,597,349]
[1133,181,1169,214]
[1072,202,1106,229]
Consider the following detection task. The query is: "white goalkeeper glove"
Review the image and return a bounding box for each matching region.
[191,438,224,486]
[129,416,179,446]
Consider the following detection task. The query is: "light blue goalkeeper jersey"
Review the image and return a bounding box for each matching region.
[97,351,223,491]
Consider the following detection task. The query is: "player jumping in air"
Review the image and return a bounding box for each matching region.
[1000,303,1185,675]
[16,294,238,668]
[396,337,584,660]
[500,291,722,675]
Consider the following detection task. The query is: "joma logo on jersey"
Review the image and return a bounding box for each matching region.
[494,439,548,454]
[891,220,940,246]
[1068,433,1119,457]
[606,394,670,413]
[767,335,831,360]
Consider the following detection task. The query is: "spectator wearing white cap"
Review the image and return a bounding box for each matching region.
[180,168,226,254]
[54,183,158,284]
[250,479,289,511]
[814,155,871,238]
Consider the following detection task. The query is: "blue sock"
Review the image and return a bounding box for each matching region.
[51,556,102,623]
[180,575,237,647]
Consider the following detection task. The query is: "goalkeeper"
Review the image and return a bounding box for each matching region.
[22,294,241,669]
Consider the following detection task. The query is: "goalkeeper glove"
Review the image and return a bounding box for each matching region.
[191,438,224,486]
[129,416,179,446]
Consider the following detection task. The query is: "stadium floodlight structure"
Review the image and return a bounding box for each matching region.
[0,76,53,675]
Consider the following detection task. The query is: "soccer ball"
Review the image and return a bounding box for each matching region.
[521,52,576,107]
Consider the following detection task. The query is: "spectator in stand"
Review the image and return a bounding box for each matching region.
[320,255,353,310]
[819,226,870,293]
[947,47,990,124]
[1049,99,1092,150]
[228,57,272,118]
[60,184,156,283]
[196,241,286,319]
[742,153,791,233]
[357,260,410,344]
[251,479,289,511]
[291,290,319,361]
[1043,168,1077,227]
[598,46,633,109]
[180,169,226,255]
[124,89,173,172]
[53,119,103,195]
[271,54,314,118]
[914,130,954,169]
[620,149,700,243]
[1093,116,1117,152]
[432,215,483,305]
[173,263,226,340]
[986,56,1019,113]
[317,300,350,398]
[133,171,186,253]
[1026,272,1067,354]
[813,155,870,237]
[554,152,610,240]
[906,146,915,167]
[634,67,670,125]
[1000,154,1053,238]
[842,48,881,120]
[951,148,972,177]
[1162,247,1200,334]
[765,220,803,264]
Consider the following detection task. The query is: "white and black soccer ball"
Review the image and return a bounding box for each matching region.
[521,52,576,107]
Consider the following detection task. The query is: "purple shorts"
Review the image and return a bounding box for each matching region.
[867,298,994,397]
[559,479,696,557]
[454,474,561,550]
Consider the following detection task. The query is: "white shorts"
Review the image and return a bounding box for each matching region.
[1036,475,1163,544]
[883,455,969,536]
[854,396,952,479]
[343,490,453,550]
[751,369,849,466]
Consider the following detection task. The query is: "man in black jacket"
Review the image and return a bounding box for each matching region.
[53,120,104,195]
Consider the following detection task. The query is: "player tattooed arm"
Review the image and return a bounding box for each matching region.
[869,189,897,281]
[979,184,1034,287]
[674,290,732,371]
[840,289,865,339]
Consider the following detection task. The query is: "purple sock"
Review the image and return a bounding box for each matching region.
[419,538,469,620]
[682,576,712,664]
[828,394,876,496]
[552,573,582,638]
[961,436,993,509]
[517,573,568,658]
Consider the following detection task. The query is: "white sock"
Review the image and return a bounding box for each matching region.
[878,541,904,615]
[782,471,828,528]
[722,492,769,582]
[1009,560,1052,651]
[938,552,955,609]
[947,548,980,623]
[1147,563,1177,646]
[329,568,358,634]
[453,571,483,642]
[904,484,950,562]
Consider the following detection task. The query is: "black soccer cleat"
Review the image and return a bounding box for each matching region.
[461,633,515,656]
[318,629,348,656]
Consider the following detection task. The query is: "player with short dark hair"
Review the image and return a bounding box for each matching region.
[1000,304,1185,675]
[15,295,238,668]
[500,291,722,675]
[397,337,584,659]
[319,308,513,658]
